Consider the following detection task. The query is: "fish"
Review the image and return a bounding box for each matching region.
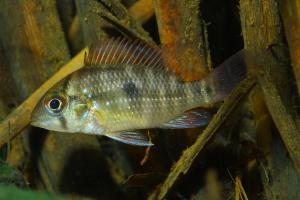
[31,38,247,146]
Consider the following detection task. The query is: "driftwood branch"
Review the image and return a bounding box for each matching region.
[258,63,300,175]
[240,0,300,176]
[280,0,300,95]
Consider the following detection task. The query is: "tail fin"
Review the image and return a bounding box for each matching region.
[210,50,247,102]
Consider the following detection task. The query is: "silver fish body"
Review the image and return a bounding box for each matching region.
[66,65,212,131]
[31,38,246,146]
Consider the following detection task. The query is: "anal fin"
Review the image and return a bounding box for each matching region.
[105,131,154,146]
[159,110,211,129]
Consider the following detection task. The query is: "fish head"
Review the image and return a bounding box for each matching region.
[31,83,85,133]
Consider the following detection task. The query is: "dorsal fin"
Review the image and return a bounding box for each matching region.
[84,37,164,70]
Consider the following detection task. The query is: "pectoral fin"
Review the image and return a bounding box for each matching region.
[105,131,154,146]
[159,110,211,129]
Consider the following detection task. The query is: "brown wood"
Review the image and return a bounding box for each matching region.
[153,0,210,81]
[280,0,300,95]
[240,0,300,175]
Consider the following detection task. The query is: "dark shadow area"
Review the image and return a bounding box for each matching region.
[59,148,125,200]
[201,0,243,66]
[142,15,160,44]
[28,128,49,188]
[167,145,239,199]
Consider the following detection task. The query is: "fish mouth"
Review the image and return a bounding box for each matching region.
[31,121,49,131]
[30,120,41,127]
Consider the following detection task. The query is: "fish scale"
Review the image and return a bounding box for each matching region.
[31,38,247,146]
[66,65,200,132]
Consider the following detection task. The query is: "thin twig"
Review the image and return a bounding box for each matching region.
[235,176,248,200]
[140,131,152,166]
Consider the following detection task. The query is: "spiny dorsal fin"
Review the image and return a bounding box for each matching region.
[84,37,164,70]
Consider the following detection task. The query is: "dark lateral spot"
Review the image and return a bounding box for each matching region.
[123,81,138,97]
[206,85,213,95]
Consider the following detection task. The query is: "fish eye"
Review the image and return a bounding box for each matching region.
[49,98,61,110]
[44,94,67,115]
